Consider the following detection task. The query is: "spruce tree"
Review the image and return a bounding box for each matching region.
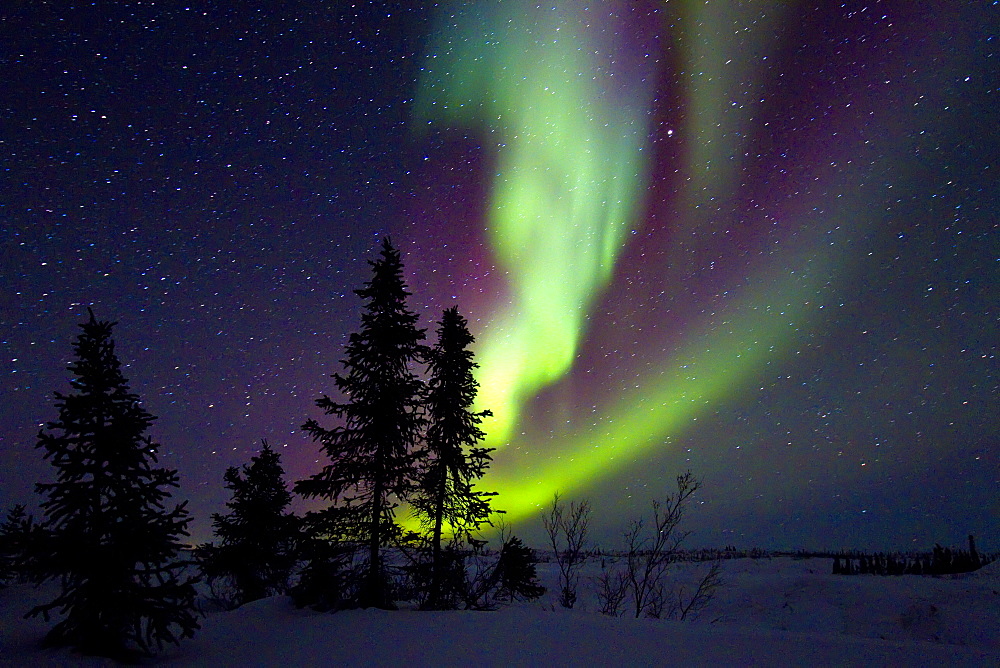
[0,504,33,586]
[28,309,198,659]
[199,440,299,608]
[493,535,546,603]
[413,306,495,609]
[295,237,426,610]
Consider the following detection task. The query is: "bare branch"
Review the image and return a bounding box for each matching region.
[544,492,591,609]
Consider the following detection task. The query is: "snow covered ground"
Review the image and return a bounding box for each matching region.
[2,556,998,666]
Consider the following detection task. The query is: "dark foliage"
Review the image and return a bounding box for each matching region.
[289,513,363,611]
[197,441,299,609]
[295,238,426,610]
[403,541,473,610]
[402,516,543,611]
[412,306,495,609]
[491,536,546,603]
[0,504,35,586]
[27,310,199,659]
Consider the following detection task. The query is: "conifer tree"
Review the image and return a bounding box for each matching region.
[199,440,299,608]
[28,309,198,659]
[493,535,546,603]
[296,238,426,610]
[463,526,545,610]
[0,504,33,586]
[412,306,495,609]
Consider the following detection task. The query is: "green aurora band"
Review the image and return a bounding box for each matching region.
[412,1,867,526]
[414,1,657,447]
[483,225,846,523]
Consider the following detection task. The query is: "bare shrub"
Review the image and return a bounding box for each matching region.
[676,560,723,621]
[596,559,629,616]
[623,472,698,618]
[543,493,591,608]
[597,472,722,620]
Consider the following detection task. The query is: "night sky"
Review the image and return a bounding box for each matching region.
[2,1,996,551]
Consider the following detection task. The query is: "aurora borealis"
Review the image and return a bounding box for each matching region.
[2,1,996,551]
[414,1,659,448]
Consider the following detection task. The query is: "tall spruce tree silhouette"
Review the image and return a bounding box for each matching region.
[28,309,198,659]
[413,306,495,609]
[199,440,299,608]
[296,238,426,610]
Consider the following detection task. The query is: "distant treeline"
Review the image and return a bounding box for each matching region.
[830,536,996,576]
[577,541,997,576]
[582,546,775,562]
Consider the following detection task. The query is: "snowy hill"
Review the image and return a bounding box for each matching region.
[2,556,998,666]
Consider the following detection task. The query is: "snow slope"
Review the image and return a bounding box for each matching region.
[2,557,998,666]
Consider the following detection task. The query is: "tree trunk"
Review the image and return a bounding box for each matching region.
[365,476,391,609]
[429,462,447,608]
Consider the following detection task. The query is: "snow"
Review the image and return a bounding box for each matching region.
[3,556,998,666]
